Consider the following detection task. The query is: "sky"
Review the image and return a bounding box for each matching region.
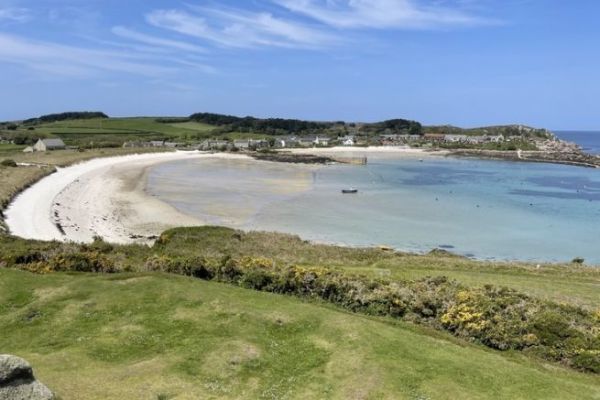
[0,0,598,130]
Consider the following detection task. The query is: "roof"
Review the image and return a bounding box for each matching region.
[41,138,65,148]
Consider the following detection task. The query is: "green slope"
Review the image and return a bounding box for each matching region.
[1,268,598,400]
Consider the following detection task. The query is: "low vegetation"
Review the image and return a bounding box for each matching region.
[2,268,599,399]
[1,227,599,376]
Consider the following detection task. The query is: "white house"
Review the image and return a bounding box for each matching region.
[340,135,355,146]
[33,138,66,152]
[314,136,331,146]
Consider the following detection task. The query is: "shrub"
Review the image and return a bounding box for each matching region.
[48,252,116,273]
[0,159,17,167]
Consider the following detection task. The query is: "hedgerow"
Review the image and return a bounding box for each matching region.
[3,245,599,373]
[137,255,600,373]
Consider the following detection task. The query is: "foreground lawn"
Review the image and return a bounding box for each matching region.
[0,268,598,400]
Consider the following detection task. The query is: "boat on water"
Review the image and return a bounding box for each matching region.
[341,188,358,194]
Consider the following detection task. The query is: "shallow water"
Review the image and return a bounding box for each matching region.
[147,155,600,264]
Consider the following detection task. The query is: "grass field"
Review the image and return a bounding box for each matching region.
[1,268,598,400]
[3,117,278,148]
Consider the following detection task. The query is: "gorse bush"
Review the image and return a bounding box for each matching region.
[12,249,116,274]
[138,255,600,373]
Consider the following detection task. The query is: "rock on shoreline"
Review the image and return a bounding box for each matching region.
[449,149,600,168]
[251,152,336,164]
[0,355,55,400]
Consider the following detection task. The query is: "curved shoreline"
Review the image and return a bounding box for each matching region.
[5,151,251,244]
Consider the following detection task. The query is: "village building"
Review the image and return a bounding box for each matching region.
[423,133,446,142]
[33,138,66,152]
[339,135,355,146]
[273,136,300,148]
[233,139,269,150]
[314,136,331,146]
[163,141,184,148]
[444,134,469,143]
[199,139,229,150]
[123,141,151,148]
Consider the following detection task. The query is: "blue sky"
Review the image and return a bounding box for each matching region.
[0,0,598,129]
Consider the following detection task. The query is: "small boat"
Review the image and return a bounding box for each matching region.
[341,188,358,194]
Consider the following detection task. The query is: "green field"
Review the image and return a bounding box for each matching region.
[2,117,281,148]
[1,268,598,400]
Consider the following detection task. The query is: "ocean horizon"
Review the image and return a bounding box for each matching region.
[555,130,600,154]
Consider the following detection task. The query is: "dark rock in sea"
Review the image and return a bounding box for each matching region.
[251,152,336,164]
[0,354,55,400]
[428,248,464,258]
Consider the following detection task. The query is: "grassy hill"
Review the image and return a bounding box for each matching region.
[1,268,598,400]
[0,112,556,152]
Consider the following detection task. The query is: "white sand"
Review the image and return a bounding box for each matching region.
[5,151,250,244]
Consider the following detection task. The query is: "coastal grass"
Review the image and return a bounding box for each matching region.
[1,227,598,310]
[6,146,172,167]
[152,227,600,309]
[1,268,598,400]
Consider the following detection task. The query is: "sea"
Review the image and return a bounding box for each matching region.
[147,131,600,264]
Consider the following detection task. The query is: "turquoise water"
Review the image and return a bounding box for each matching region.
[147,155,600,264]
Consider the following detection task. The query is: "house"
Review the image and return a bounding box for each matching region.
[487,135,504,143]
[163,142,184,148]
[199,140,229,150]
[444,134,469,143]
[297,137,316,147]
[22,146,34,153]
[314,136,330,146]
[33,138,66,152]
[273,138,287,148]
[273,137,291,148]
[233,139,269,150]
[466,136,486,144]
[423,134,446,142]
[339,135,355,146]
[123,141,151,148]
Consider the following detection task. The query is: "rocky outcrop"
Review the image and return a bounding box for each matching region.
[449,149,600,169]
[0,355,54,400]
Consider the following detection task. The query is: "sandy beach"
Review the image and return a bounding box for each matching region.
[5,151,251,244]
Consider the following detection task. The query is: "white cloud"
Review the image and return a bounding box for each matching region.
[146,7,338,49]
[275,0,488,29]
[111,26,207,54]
[0,7,30,22]
[0,33,177,78]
